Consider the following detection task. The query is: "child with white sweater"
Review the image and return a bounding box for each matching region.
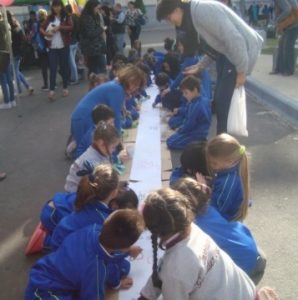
[139,188,277,300]
[64,121,120,192]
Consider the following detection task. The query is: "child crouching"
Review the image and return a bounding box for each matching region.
[25,209,144,300]
[167,76,211,150]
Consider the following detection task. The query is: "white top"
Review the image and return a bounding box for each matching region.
[64,146,110,193]
[49,17,64,49]
[141,224,257,300]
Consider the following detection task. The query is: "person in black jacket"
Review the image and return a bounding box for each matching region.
[79,0,107,74]
[101,5,116,65]
[7,11,34,95]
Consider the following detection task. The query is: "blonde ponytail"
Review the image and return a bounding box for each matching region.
[235,152,250,221]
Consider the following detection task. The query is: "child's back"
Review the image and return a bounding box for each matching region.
[71,80,125,143]
[41,192,76,234]
[25,224,129,300]
[26,209,144,300]
[51,201,113,250]
[210,164,244,221]
[65,146,110,193]
[141,224,256,300]
[195,205,259,274]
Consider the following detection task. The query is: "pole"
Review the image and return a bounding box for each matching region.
[0,5,22,117]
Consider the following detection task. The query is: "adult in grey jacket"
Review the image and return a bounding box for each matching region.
[156,0,263,134]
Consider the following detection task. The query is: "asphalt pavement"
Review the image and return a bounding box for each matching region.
[0,29,298,299]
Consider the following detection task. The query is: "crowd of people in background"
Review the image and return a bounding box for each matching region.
[247,1,274,26]
[0,0,283,298]
[0,0,146,108]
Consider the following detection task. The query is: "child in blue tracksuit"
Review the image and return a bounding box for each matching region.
[40,192,76,249]
[206,134,250,222]
[40,181,139,250]
[75,104,115,159]
[167,76,211,150]
[122,108,133,129]
[126,97,140,121]
[71,65,145,145]
[52,164,120,250]
[169,141,209,186]
[173,178,266,284]
[152,72,172,108]
[25,210,145,300]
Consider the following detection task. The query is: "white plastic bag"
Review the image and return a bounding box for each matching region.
[227,86,248,137]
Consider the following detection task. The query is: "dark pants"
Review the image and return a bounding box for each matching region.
[214,55,237,134]
[128,25,141,47]
[276,27,298,75]
[38,51,49,87]
[249,248,267,285]
[48,47,69,91]
[86,55,107,75]
[284,27,298,74]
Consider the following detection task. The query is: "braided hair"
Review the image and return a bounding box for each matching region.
[143,188,194,288]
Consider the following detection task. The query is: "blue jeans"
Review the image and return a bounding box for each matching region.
[0,63,15,103]
[13,56,30,93]
[115,33,125,54]
[69,43,79,82]
[48,47,69,91]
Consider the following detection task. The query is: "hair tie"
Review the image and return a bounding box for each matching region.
[76,161,95,182]
[239,145,246,156]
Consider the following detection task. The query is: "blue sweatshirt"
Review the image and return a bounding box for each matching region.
[25,224,130,300]
[168,99,188,129]
[40,192,76,234]
[51,201,113,250]
[210,165,244,221]
[195,206,258,273]
[178,95,211,139]
[71,80,125,142]
[170,56,199,90]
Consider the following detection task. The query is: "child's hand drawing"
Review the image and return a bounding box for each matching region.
[119,149,129,162]
[129,246,143,259]
[120,277,133,289]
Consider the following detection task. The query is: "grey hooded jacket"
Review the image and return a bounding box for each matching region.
[190,0,263,74]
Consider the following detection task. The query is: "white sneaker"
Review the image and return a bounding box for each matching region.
[0,103,12,110]
[11,101,17,107]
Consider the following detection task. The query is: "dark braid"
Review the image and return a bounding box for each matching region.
[151,233,162,288]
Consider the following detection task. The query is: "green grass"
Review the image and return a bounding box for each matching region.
[261,38,298,69]
[261,38,278,55]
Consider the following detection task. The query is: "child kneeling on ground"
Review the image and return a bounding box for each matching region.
[167,76,211,150]
[65,121,120,193]
[139,188,278,300]
[173,178,266,284]
[25,209,144,300]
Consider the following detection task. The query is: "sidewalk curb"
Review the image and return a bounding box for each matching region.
[246,77,298,128]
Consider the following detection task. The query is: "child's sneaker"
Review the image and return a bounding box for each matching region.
[65,140,77,160]
[28,87,34,95]
[11,101,17,107]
